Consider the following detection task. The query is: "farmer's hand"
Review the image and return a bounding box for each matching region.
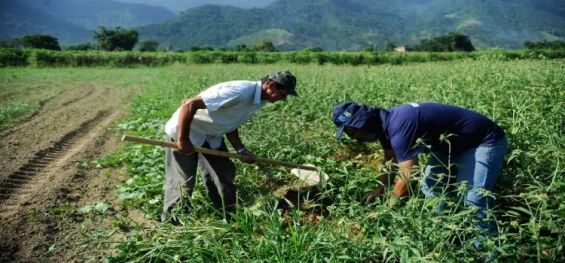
[239,149,256,163]
[360,188,384,205]
[177,138,195,155]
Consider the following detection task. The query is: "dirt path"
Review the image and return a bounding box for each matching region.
[0,82,142,262]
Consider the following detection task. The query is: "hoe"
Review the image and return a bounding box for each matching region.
[122,135,329,186]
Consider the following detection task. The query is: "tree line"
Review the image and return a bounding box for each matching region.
[0,27,155,52]
[523,40,565,50]
[0,26,284,53]
[1,29,562,52]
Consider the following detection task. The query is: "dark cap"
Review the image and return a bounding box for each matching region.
[268,70,298,96]
[332,102,374,138]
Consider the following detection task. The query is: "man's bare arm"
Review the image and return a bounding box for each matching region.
[389,157,418,202]
[225,128,256,163]
[177,96,206,154]
[225,129,244,152]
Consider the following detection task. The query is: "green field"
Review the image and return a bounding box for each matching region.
[2,59,563,262]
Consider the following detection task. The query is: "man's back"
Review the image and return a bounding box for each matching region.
[386,102,505,162]
[165,80,265,149]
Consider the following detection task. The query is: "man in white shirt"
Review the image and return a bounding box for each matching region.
[163,71,298,223]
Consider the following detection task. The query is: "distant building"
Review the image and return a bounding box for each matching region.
[394,45,413,52]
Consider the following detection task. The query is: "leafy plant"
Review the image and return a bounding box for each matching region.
[79,202,113,215]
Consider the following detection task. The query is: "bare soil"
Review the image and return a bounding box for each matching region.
[0,81,147,262]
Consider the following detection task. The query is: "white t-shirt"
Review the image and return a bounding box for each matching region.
[165,80,266,149]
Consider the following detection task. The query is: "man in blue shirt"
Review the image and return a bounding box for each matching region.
[332,102,507,234]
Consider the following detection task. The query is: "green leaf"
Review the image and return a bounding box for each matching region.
[510,206,533,216]
[94,202,112,214]
[50,205,74,213]
[79,205,94,213]
[47,244,56,253]
[400,249,409,263]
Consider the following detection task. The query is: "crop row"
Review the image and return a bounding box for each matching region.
[1,48,565,68]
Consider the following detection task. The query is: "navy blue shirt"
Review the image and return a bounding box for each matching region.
[380,103,505,162]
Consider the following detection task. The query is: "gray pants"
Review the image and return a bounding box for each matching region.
[162,136,236,221]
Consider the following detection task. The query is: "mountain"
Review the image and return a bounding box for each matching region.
[137,0,404,50]
[0,0,92,45]
[115,0,277,13]
[137,5,269,50]
[263,0,404,50]
[136,0,565,50]
[388,0,565,48]
[20,0,175,30]
[2,0,564,50]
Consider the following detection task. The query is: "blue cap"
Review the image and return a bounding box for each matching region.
[332,102,374,138]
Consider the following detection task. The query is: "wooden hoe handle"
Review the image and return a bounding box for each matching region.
[122,135,317,171]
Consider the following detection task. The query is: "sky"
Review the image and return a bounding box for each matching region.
[115,0,277,13]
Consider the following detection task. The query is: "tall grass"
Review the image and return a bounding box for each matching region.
[73,59,565,262]
[1,60,555,261]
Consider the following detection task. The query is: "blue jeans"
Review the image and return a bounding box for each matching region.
[421,136,508,234]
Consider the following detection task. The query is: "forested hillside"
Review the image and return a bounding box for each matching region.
[115,0,276,12]
[0,0,174,45]
[137,0,565,50]
[0,0,92,44]
[2,0,564,50]
[20,0,175,29]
